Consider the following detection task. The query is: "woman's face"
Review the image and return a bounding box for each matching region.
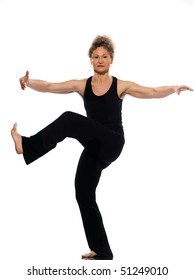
[90,47,113,75]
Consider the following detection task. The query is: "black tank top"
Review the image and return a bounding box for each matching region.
[83,76,124,135]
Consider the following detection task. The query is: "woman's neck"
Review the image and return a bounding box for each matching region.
[92,72,111,83]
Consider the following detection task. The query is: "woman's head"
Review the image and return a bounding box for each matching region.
[89,35,115,75]
[88,35,115,60]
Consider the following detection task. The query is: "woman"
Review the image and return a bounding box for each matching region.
[11,35,193,260]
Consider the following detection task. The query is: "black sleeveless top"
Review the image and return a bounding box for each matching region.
[83,76,124,136]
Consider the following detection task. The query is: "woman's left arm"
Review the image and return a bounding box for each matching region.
[122,81,193,99]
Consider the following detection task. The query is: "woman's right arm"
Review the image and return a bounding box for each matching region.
[19,71,85,95]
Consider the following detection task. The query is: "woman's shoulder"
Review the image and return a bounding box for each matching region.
[75,77,90,96]
[117,78,135,99]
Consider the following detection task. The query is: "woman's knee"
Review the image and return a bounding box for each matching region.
[61,111,74,119]
[75,179,95,205]
[75,189,94,206]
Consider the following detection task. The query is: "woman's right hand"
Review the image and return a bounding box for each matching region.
[19,70,29,90]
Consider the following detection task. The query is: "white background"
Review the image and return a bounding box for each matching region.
[0,0,194,279]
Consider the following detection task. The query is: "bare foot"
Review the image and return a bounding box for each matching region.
[81,251,97,259]
[11,123,23,154]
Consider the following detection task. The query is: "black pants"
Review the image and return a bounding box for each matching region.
[22,111,125,259]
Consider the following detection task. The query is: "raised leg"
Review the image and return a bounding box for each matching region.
[17,111,124,165]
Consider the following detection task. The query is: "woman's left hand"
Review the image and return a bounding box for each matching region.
[175,85,193,95]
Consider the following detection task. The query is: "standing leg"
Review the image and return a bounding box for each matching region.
[75,149,113,260]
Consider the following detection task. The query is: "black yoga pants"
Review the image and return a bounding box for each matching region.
[22,111,125,259]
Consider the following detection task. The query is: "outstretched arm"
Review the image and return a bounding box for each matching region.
[121,80,193,99]
[19,71,85,95]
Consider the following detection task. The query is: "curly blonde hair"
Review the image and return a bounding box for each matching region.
[88,35,115,59]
